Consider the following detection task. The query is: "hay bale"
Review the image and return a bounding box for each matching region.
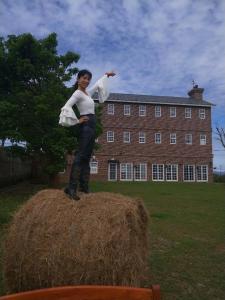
[2,190,150,294]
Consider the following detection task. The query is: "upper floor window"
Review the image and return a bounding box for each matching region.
[139,105,146,116]
[155,133,161,144]
[185,133,192,145]
[155,105,161,117]
[123,131,130,143]
[124,104,131,116]
[107,103,114,115]
[170,133,176,144]
[199,108,205,119]
[139,132,146,143]
[185,107,192,118]
[200,134,206,145]
[107,131,114,142]
[170,107,176,118]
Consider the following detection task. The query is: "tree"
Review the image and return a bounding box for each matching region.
[216,127,225,148]
[0,33,103,181]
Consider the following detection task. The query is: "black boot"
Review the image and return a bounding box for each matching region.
[64,187,80,201]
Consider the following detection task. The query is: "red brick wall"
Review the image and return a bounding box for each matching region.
[57,101,213,184]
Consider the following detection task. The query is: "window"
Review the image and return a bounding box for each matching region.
[183,165,195,181]
[170,133,176,144]
[199,108,205,119]
[139,105,146,116]
[170,107,176,117]
[165,164,178,181]
[200,134,206,145]
[108,162,117,181]
[196,165,208,182]
[90,161,98,174]
[185,134,192,145]
[155,106,161,117]
[95,138,99,142]
[152,164,164,181]
[139,132,146,143]
[120,163,133,181]
[107,103,114,115]
[134,163,147,181]
[155,133,161,144]
[107,131,114,142]
[124,104,131,115]
[185,107,192,118]
[123,131,130,143]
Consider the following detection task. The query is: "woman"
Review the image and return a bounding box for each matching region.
[59,69,116,200]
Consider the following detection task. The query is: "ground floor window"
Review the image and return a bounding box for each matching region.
[165,164,178,181]
[108,162,117,181]
[152,164,164,181]
[134,163,147,181]
[120,163,133,181]
[196,165,208,181]
[90,161,98,174]
[183,165,195,181]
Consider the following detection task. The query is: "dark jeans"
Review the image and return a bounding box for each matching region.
[68,114,96,192]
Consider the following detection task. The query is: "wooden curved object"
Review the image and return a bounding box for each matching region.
[0,285,160,300]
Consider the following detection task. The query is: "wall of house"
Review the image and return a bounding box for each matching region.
[56,101,213,184]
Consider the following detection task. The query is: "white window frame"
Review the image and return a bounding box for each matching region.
[183,165,195,182]
[170,107,176,118]
[165,164,178,181]
[123,131,131,143]
[90,161,98,174]
[155,133,161,144]
[200,134,206,145]
[124,104,131,116]
[196,165,208,182]
[107,103,114,115]
[120,163,133,181]
[134,163,147,181]
[170,133,176,144]
[155,105,161,117]
[107,131,114,142]
[139,105,146,116]
[108,162,117,181]
[139,132,146,143]
[185,134,192,145]
[152,164,164,181]
[199,108,205,119]
[185,107,192,119]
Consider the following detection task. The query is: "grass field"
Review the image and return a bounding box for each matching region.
[0,181,224,300]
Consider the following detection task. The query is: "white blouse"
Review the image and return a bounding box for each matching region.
[59,74,109,127]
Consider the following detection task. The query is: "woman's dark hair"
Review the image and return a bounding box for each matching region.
[74,69,92,91]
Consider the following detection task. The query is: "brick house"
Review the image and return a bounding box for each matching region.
[58,85,214,183]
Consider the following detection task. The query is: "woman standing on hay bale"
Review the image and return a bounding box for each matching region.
[59,69,116,200]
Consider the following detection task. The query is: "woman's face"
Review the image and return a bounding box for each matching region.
[78,74,91,89]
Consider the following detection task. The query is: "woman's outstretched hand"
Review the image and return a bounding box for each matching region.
[105,71,116,77]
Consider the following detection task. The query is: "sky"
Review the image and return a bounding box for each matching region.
[0,0,224,170]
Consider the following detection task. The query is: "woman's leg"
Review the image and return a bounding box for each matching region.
[80,133,95,193]
[79,128,95,192]
[67,125,94,198]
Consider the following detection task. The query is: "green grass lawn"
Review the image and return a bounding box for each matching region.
[0,181,225,300]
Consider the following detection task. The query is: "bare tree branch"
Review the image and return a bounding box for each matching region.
[216,127,225,148]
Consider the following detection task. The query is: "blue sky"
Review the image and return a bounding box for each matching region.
[0,0,224,169]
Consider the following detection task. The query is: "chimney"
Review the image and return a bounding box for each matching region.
[188,84,204,100]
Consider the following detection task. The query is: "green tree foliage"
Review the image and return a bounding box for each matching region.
[0,33,102,180]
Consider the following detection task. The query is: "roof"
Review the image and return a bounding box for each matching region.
[93,92,214,107]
